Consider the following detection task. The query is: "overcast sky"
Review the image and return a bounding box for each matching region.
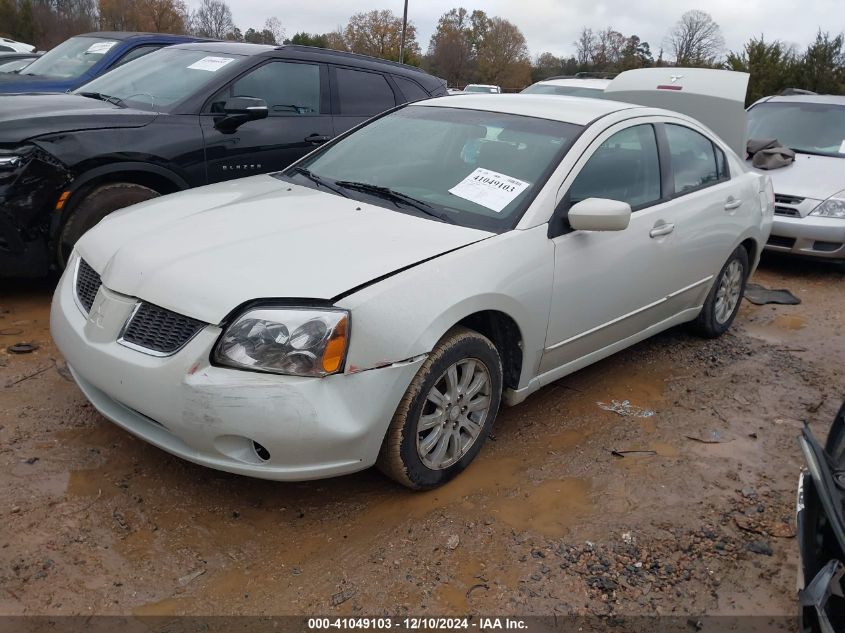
[207,0,839,58]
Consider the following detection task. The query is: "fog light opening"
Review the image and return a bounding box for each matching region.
[253,441,271,462]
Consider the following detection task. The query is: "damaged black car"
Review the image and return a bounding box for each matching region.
[0,41,447,277]
[798,402,845,633]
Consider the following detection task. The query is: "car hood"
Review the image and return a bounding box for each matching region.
[0,93,156,143]
[77,175,494,324]
[749,153,845,201]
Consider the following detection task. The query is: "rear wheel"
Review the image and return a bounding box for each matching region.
[691,245,749,338]
[377,327,502,490]
[57,183,160,268]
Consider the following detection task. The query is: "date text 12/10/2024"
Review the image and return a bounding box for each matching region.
[307,618,528,630]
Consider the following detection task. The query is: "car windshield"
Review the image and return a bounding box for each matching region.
[20,36,118,79]
[74,48,245,112]
[522,84,606,99]
[747,101,845,158]
[279,105,581,232]
[464,85,498,93]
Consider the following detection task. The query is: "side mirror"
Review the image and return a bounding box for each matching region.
[214,97,268,132]
[568,198,632,231]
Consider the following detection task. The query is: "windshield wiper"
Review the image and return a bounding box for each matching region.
[287,166,349,198]
[334,181,455,224]
[77,91,126,108]
[790,147,839,158]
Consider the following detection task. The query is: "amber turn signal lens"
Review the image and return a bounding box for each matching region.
[321,316,348,374]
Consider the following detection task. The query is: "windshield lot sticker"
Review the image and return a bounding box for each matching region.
[85,41,117,55]
[449,168,530,212]
[187,57,236,72]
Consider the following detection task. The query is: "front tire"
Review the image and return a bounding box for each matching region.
[691,245,749,338]
[377,327,503,490]
[57,183,161,268]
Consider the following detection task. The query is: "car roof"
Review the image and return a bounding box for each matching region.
[533,77,611,89]
[420,93,637,125]
[754,94,845,106]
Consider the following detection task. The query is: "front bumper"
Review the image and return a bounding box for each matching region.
[50,261,424,481]
[765,214,845,259]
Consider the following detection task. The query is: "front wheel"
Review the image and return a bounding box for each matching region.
[57,183,161,269]
[377,326,503,490]
[691,245,749,338]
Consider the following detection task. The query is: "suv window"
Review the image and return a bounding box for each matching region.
[569,124,661,209]
[112,45,163,69]
[335,67,395,116]
[393,75,429,102]
[211,61,321,115]
[665,124,724,194]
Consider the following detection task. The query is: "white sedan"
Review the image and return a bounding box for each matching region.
[51,69,773,489]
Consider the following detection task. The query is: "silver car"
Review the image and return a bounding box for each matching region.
[747,95,845,259]
[51,69,773,489]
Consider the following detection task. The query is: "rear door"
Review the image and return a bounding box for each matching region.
[330,65,398,134]
[201,59,333,183]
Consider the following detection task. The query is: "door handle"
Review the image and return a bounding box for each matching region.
[724,198,743,210]
[305,134,331,144]
[649,223,675,238]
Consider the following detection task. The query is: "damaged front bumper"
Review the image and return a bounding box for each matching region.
[797,402,845,633]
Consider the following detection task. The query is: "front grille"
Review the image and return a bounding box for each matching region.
[75,259,102,313]
[767,235,796,248]
[120,302,207,355]
[775,194,805,205]
[774,205,800,217]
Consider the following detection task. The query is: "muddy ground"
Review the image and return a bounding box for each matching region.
[0,254,843,619]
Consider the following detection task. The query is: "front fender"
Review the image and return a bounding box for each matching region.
[337,226,554,390]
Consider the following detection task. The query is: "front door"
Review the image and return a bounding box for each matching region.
[540,122,683,374]
[201,60,333,183]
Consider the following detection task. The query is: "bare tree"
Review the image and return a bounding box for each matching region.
[191,0,234,39]
[667,10,725,66]
[264,17,284,44]
[574,27,596,66]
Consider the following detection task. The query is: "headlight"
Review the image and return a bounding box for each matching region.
[0,155,22,169]
[213,308,349,377]
[811,191,845,219]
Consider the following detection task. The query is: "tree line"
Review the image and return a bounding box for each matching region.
[0,1,842,101]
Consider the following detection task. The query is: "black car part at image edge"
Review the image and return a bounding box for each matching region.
[798,401,845,633]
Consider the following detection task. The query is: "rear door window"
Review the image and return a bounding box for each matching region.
[393,75,429,103]
[665,124,725,194]
[335,67,396,116]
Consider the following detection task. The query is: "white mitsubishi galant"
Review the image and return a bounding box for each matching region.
[51,69,773,489]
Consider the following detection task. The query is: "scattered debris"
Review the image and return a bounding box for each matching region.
[0,328,23,336]
[7,342,38,354]
[597,400,655,418]
[684,431,731,444]
[734,515,796,538]
[22,457,38,465]
[610,450,657,458]
[743,283,801,305]
[5,365,51,388]
[331,589,355,606]
[446,534,460,550]
[466,583,489,598]
[177,568,206,586]
[746,541,774,556]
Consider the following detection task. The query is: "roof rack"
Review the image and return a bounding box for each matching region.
[273,44,426,73]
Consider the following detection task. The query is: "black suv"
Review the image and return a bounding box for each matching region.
[0,42,447,276]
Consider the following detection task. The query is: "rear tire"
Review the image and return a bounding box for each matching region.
[377,326,503,490]
[57,183,160,269]
[691,246,749,338]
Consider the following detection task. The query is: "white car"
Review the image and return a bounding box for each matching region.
[522,76,612,99]
[747,94,845,259]
[51,69,773,489]
[464,83,501,93]
[0,38,35,53]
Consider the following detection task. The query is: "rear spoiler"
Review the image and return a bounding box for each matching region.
[604,68,750,157]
